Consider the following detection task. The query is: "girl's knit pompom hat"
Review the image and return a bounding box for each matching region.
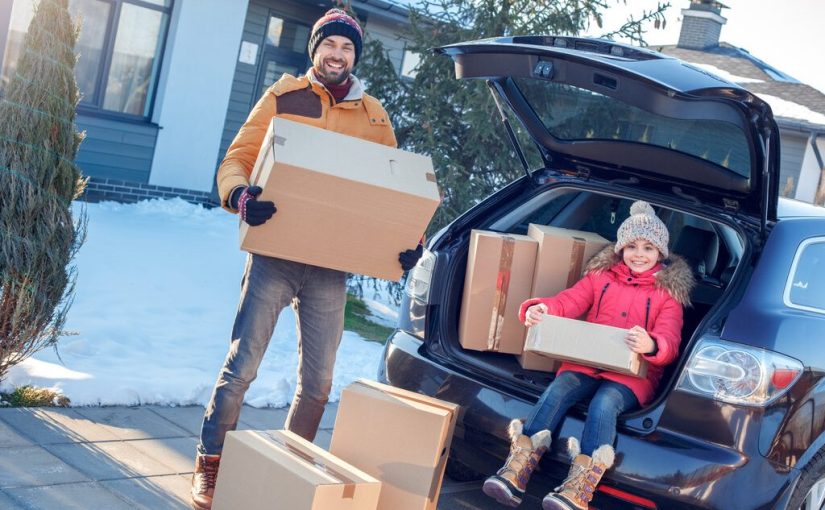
[614,201,669,258]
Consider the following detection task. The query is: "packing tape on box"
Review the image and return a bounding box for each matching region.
[567,237,586,288]
[260,431,357,498]
[488,236,515,350]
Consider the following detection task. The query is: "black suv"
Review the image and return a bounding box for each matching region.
[379,36,825,509]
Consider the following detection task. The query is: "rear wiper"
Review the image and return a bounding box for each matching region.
[487,80,532,180]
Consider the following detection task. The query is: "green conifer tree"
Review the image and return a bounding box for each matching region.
[0,0,86,380]
[357,0,670,233]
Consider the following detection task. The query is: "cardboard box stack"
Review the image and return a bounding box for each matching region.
[459,230,538,354]
[240,117,440,281]
[517,225,610,370]
[212,429,381,510]
[330,379,459,510]
[525,314,648,377]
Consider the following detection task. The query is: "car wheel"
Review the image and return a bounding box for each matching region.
[788,449,825,510]
[445,451,486,482]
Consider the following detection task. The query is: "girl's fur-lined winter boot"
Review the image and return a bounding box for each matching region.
[482,419,552,507]
[542,438,615,510]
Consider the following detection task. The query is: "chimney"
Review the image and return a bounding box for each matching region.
[677,0,728,50]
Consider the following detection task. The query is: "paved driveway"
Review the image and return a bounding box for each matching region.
[0,404,547,509]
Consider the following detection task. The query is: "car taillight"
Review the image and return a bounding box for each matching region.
[404,248,435,304]
[675,337,803,406]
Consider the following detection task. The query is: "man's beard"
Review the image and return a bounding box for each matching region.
[314,59,352,85]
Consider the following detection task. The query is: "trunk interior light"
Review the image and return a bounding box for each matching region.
[533,61,554,79]
[676,337,803,406]
[404,248,435,304]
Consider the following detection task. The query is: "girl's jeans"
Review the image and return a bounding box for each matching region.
[199,254,346,455]
[523,371,638,456]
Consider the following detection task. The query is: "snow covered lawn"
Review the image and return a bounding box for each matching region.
[1,199,398,407]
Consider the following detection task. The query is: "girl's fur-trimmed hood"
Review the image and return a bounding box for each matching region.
[585,244,696,306]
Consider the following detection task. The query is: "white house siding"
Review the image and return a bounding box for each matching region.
[796,134,824,203]
[364,19,407,76]
[149,0,248,192]
[778,130,807,198]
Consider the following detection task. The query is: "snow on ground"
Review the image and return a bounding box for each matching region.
[1,199,400,407]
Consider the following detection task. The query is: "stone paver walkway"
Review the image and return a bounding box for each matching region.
[0,403,547,509]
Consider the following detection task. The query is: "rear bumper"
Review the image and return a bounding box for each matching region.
[380,330,799,510]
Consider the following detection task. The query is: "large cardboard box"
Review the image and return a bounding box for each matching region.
[516,350,561,372]
[213,429,381,510]
[330,379,459,510]
[459,230,538,354]
[240,117,440,281]
[517,225,610,370]
[525,315,648,377]
[527,224,610,298]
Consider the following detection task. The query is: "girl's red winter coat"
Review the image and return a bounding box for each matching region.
[519,246,695,405]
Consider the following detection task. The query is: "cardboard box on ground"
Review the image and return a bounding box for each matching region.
[212,379,459,510]
[212,429,381,510]
[240,117,440,282]
[330,379,459,510]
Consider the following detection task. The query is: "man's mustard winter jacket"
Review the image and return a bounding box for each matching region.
[216,71,398,211]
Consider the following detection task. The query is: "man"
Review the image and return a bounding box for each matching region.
[191,9,422,509]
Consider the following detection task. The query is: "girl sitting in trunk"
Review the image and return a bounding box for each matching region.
[483,201,695,510]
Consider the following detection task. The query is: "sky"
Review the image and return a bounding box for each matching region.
[582,0,825,94]
[0,199,397,407]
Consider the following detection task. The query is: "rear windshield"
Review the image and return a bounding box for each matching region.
[786,238,825,314]
[513,78,752,178]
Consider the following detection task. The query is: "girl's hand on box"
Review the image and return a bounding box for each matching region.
[625,325,655,354]
[524,303,548,327]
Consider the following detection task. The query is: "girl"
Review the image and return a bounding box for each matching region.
[482,201,695,510]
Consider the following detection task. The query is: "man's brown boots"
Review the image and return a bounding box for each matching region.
[190,453,221,510]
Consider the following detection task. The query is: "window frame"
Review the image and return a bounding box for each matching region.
[78,0,173,121]
[0,0,173,123]
[783,236,825,315]
[253,10,312,101]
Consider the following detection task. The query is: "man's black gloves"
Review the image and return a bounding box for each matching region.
[230,186,276,226]
[399,243,424,271]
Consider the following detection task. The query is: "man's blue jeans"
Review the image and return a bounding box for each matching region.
[199,254,347,454]
[523,371,638,456]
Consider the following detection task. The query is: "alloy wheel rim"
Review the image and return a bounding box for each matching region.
[803,477,825,510]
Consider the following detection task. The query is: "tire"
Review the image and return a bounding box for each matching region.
[787,449,825,510]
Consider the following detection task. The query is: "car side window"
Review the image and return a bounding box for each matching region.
[785,238,825,314]
[579,198,631,242]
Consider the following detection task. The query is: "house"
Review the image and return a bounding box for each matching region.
[656,0,825,204]
[0,0,413,206]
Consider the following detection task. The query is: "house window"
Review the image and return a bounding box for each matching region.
[1,0,172,119]
[254,13,311,99]
[400,49,420,79]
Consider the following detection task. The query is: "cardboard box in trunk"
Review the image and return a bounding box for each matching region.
[240,117,440,281]
[459,230,538,354]
[212,429,381,510]
[517,225,610,370]
[330,379,459,510]
[516,350,561,372]
[525,314,648,378]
